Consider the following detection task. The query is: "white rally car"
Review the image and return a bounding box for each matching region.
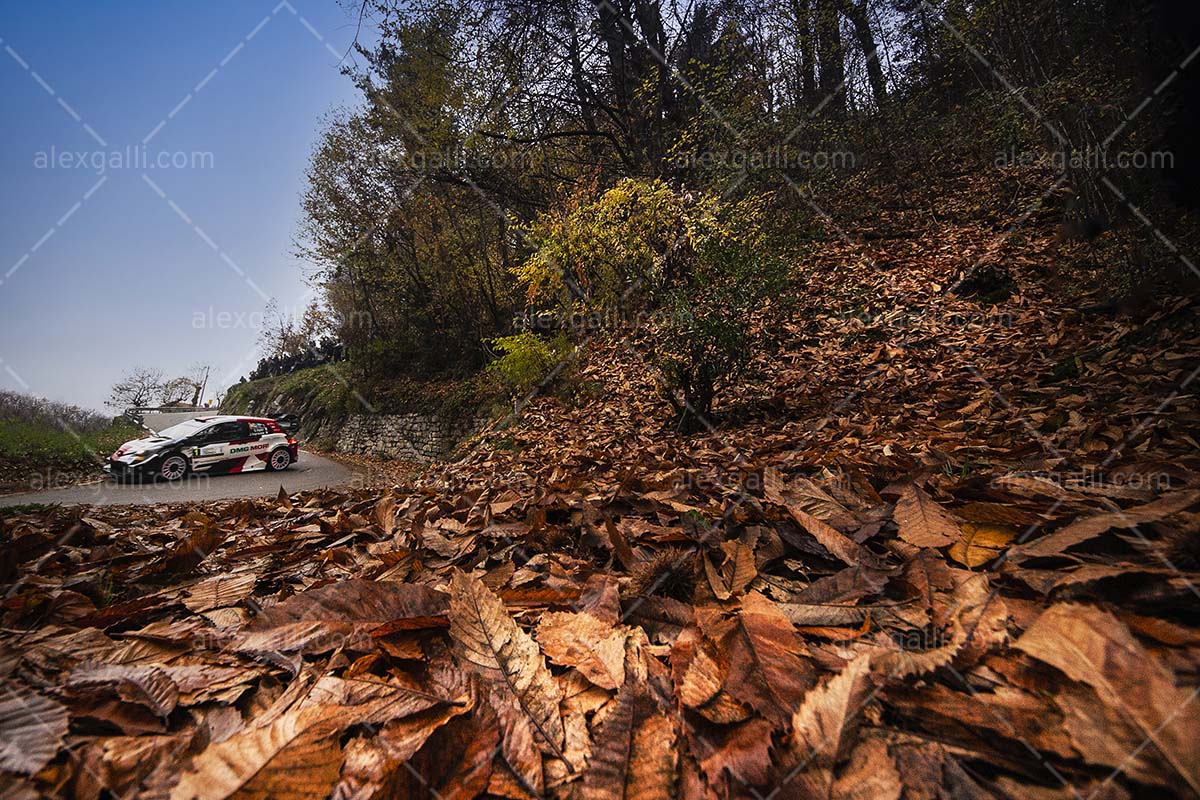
[106,415,299,482]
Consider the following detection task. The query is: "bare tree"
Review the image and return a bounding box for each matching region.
[158,363,212,406]
[159,377,197,405]
[106,367,165,410]
[839,0,887,109]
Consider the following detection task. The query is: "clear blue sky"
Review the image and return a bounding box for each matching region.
[0,0,371,412]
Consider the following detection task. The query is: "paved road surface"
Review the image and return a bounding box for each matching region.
[0,451,355,507]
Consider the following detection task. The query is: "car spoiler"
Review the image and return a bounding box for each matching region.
[274,413,301,434]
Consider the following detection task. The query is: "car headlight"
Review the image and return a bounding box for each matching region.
[129,453,150,464]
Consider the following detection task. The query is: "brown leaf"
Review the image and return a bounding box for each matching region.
[766,470,853,522]
[776,655,874,799]
[668,625,750,724]
[671,627,722,710]
[67,663,179,717]
[177,676,447,800]
[75,732,194,799]
[1012,491,1200,559]
[947,522,1015,567]
[0,687,69,775]
[786,505,880,568]
[447,570,568,771]
[235,579,448,654]
[397,703,499,800]
[578,573,622,624]
[375,493,398,536]
[183,572,258,613]
[894,484,959,548]
[171,705,342,800]
[604,518,637,570]
[886,682,1075,760]
[162,524,225,575]
[335,703,466,800]
[777,603,871,627]
[537,611,629,690]
[696,717,775,790]
[490,687,549,796]
[707,592,816,727]
[580,683,676,800]
[703,539,757,600]
[831,737,902,800]
[1014,603,1200,793]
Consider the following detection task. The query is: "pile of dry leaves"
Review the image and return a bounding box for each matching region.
[3,443,1198,798]
[2,172,1199,799]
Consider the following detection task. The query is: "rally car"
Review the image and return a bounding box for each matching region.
[106,415,299,482]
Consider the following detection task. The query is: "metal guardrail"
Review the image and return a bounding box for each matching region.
[125,408,221,433]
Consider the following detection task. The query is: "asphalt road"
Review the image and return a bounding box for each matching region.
[0,451,356,507]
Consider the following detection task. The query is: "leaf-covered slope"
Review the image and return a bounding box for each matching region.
[2,180,1198,798]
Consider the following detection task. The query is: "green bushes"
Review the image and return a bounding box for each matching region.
[0,419,140,464]
[487,333,573,396]
[0,390,138,470]
[513,179,787,430]
[653,236,787,429]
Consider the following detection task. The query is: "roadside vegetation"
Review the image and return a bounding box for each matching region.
[223,364,507,448]
[0,390,140,493]
[243,0,1199,434]
[0,419,136,464]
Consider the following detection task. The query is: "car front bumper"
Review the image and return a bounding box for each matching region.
[105,455,161,480]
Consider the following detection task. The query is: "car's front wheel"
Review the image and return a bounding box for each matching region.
[159,453,189,481]
[267,448,292,471]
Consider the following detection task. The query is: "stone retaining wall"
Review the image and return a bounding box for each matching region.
[335,413,480,462]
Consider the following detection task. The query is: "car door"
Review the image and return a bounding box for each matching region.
[188,421,248,471]
[231,421,275,470]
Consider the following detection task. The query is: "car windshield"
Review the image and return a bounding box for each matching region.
[153,419,209,439]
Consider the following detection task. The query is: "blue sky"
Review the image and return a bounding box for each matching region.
[0,1,371,412]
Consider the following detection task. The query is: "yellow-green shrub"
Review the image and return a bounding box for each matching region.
[487,333,572,395]
[513,180,786,429]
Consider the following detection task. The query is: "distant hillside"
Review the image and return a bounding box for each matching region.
[0,390,139,494]
[0,389,111,432]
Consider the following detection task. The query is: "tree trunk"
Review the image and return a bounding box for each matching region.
[596,0,632,111]
[815,0,846,115]
[794,0,817,107]
[840,0,887,109]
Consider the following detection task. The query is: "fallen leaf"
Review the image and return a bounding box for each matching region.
[580,683,676,800]
[0,688,69,775]
[706,592,816,727]
[537,611,629,689]
[448,570,567,774]
[947,522,1015,567]
[1014,603,1200,793]
[894,485,959,548]
[777,655,875,799]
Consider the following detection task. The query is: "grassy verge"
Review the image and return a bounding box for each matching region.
[0,420,140,462]
[0,420,141,494]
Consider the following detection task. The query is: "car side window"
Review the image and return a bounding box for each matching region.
[204,422,247,443]
[192,425,218,443]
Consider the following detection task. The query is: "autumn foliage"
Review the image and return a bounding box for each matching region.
[5,0,1200,796]
[3,202,1199,794]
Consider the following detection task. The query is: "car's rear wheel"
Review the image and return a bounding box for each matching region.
[268,448,292,471]
[159,453,188,481]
